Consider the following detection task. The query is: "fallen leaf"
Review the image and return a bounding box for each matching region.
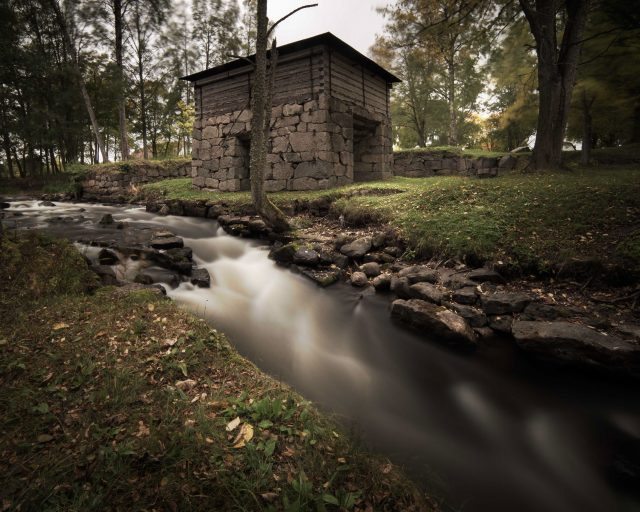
[232,423,254,448]
[260,492,278,502]
[226,416,241,432]
[175,379,197,391]
[136,421,150,437]
[37,434,53,443]
[52,322,69,331]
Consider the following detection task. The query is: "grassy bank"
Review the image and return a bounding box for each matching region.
[141,166,640,275]
[0,233,429,511]
[70,157,190,175]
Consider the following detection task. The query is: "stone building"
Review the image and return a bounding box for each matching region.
[182,33,400,191]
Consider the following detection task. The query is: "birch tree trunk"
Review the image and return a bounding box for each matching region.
[249,0,289,232]
[114,0,129,161]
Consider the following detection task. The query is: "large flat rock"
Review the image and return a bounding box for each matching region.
[481,292,531,315]
[391,299,477,350]
[512,320,640,376]
[340,237,372,259]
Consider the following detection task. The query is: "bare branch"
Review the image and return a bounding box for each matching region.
[228,54,256,67]
[267,4,318,36]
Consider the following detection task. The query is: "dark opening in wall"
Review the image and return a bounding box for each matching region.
[352,115,380,182]
[236,134,251,191]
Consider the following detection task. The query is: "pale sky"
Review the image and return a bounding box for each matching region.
[267,0,389,57]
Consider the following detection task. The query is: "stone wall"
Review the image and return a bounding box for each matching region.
[191,93,393,192]
[82,160,190,199]
[393,151,519,178]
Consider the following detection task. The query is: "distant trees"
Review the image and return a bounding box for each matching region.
[193,0,242,69]
[566,0,640,163]
[486,16,538,151]
[378,0,639,168]
[0,0,253,177]
[376,0,492,148]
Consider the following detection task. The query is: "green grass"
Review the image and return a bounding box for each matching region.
[0,233,431,511]
[563,145,640,166]
[393,146,510,158]
[142,167,640,274]
[336,169,640,273]
[74,158,190,175]
[0,232,99,303]
[141,177,373,208]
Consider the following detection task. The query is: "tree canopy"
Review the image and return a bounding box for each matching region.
[375,0,640,167]
[0,0,255,177]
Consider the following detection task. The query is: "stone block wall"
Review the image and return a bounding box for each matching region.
[393,151,519,179]
[191,93,393,192]
[82,161,190,198]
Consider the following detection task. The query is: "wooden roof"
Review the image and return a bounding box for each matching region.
[181,32,401,84]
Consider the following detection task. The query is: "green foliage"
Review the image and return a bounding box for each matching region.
[331,169,640,274]
[485,17,538,151]
[192,0,242,69]
[567,4,640,149]
[376,0,497,148]
[0,232,98,308]
[394,146,509,158]
[145,163,640,274]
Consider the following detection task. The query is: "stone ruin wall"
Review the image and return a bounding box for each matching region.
[191,93,393,192]
[393,151,521,178]
[82,161,190,199]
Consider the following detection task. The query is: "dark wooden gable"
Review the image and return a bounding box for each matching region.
[183,33,400,119]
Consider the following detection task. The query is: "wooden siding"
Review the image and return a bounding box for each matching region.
[197,47,325,118]
[328,51,389,114]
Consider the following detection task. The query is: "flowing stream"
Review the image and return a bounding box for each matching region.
[3,200,640,512]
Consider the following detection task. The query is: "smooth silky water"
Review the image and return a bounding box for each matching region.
[4,200,640,512]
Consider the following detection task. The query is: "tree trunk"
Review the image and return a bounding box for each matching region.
[4,146,14,178]
[447,59,457,146]
[13,148,24,177]
[114,0,129,160]
[631,103,640,144]
[2,133,13,178]
[134,3,148,160]
[249,0,289,232]
[0,92,14,178]
[49,147,59,173]
[46,0,108,163]
[580,90,593,165]
[520,0,589,170]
